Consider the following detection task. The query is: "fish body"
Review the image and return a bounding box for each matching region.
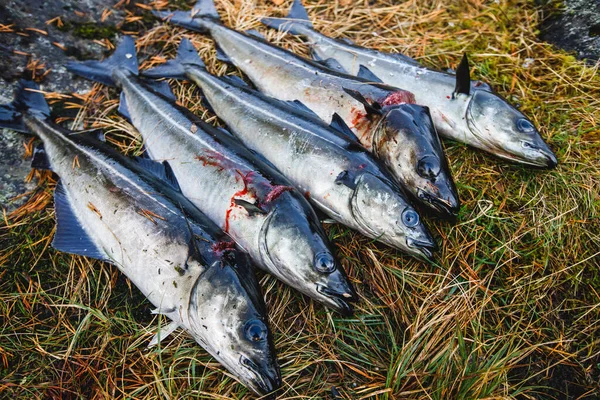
[67,37,356,315]
[0,80,280,396]
[143,39,437,260]
[154,0,460,218]
[261,0,558,168]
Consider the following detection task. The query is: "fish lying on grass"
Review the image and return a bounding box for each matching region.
[153,0,460,219]
[66,37,357,315]
[143,38,437,260]
[262,0,558,169]
[0,80,280,396]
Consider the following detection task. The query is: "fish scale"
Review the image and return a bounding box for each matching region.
[67,36,358,317]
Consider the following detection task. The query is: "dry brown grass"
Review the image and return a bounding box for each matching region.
[1,0,600,399]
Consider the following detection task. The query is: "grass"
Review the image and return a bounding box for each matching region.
[1,0,599,398]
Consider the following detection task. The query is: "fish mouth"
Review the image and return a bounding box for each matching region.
[407,237,438,261]
[417,188,460,218]
[487,145,558,169]
[316,283,357,316]
[240,356,281,396]
[537,147,558,169]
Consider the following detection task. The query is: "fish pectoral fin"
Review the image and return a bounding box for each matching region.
[31,143,52,170]
[320,218,337,225]
[133,158,182,192]
[148,321,180,348]
[342,88,382,116]
[357,65,383,84]
[329,113,358,143]
[52,180,110,262]
[335,170,358,190]
[234,199,267,216]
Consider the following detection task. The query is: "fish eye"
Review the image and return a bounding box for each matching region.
[521,141,537,150]
[516,118,535,133]
[244,319,267,342]
[417,156,440,179]
[402,208,420,227]
[314,251,336,273]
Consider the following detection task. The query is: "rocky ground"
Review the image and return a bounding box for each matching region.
[540,0,600,62]
[0,0,127,211]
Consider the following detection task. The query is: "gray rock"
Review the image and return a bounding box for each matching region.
[540,0,600,63]
[0,0,127,212]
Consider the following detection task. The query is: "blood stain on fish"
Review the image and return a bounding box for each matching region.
[382,90,416,106]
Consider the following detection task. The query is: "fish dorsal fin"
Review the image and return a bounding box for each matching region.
[145,79,177,101]
[245,29,265,39]
[52,180,109,261]
[454,53,470,96]
[133,157,181,192]
[288,0,311,23]
[357,65,383,83]
[285,99,319,118]
[214,42,231,63]
[342,88,382,115]
[31,143,51,170]
[118,91,132,122]
[220,74,250,87]
[261,0,313,34]
[329,113,358,142]
[321,58,346,73]
[191,0,220,20]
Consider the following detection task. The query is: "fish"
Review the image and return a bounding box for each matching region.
[153,0,461,219]
[261,0,558,169]
[66,37,357,315]
[0,80,280,396]
[142,38,437,260]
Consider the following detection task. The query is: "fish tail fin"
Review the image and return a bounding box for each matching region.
[66,36,138,87]
[153,0,221,34]
[261,0,313,35]
[143,38,204,80]
[0,80,50,133]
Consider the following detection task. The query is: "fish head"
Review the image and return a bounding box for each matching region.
[259,192,357,315]
[187,249,280,396]
[378,103,460,218]
[349,172,437,259]
[463,88,557,168]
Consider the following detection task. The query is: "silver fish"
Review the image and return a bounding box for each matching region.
[262,0,558,169]
[143,38,437,260]
[66,37,357,315]
[154,0,461,219]
[0,80,280,396]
